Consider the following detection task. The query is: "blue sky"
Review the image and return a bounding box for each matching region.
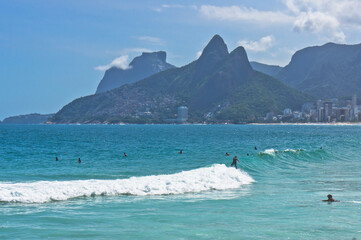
[1,0,361,120]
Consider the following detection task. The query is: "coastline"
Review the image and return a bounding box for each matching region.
[41,121,361,126]
[249,122,361,126]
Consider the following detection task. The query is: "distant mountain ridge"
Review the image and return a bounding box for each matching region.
[276,42,361,98]
[2,113,54,124]
[250,61,282,78]
[50,35,311,124]
[96,51,175,93]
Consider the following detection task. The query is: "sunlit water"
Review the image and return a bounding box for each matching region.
[1,124,361,239]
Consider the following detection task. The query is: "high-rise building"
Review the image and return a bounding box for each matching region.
[177,106,188,123]
[351,94,358,121]
[352,94,357,108]
[323,101,333,122]
[318,107,324,122]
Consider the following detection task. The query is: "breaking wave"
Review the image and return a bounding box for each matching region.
[259,148,304,156]
[0,164,254,204]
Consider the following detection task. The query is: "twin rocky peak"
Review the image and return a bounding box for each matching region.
[95,34,253,94]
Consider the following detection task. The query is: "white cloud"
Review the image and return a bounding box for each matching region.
[284,0,361,42]
[137,36,164,45]
[199,5,294,24]
[293,11,345,42]
[293,11,339,33]
[161,4,185,9]
[196,50,202,58]
[199,1,361,43]
[154,4,197,12]
[95,55,130,71]
[238,36,275,52]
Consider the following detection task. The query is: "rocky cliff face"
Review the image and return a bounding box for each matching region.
[95,51,174,94]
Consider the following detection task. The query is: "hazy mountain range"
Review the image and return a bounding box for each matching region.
[50,35,310,124]
[250,62,282,78]
[1,113,54,124]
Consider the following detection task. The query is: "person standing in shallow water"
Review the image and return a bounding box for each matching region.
[78,158,81,163]
[231,156,240,169]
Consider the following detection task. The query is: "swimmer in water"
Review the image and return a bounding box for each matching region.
[230,156,240,169]
[322,194,339,202]
[179,150,183,154]
[254,146,257,150]
[225,153,230,156]
[124,152,127,157]
[56,157,58,161]
[78,158,81,163]
[246,153,249,156]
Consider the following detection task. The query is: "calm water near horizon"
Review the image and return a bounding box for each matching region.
[1,124,361,239]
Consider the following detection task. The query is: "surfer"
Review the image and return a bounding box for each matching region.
[78,158,81,163]
[179,150,183,154]
[225,153,230,156]
[254,146,257,150]
[56,157,58,161]
[124,152,127,157]
[322,194,339,202]
[231,156,240,169]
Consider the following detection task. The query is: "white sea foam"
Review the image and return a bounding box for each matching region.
[345,201,361,204]
[260,148,304,155]
[0,164,254,203]
[263,148,276,156]
[284,149,297,153]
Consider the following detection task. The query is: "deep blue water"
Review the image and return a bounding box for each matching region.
[1,124,361,239]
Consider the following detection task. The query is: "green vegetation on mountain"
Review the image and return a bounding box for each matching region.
[2,113,54,124]
[277,42,361,98]
[50,35,311,124]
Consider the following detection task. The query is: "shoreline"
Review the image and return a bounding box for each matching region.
[3,122,360,126]
[249,122,361,126]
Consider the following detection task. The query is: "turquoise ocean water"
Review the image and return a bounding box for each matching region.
[0,124,361,239]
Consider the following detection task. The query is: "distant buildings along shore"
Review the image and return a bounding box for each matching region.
[264,94,360,123]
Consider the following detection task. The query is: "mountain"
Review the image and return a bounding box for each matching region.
[96,51,175,94]
[250,61,282,77]
[277,42,361,98]
[2,113,54,124]
[50,35,311,124]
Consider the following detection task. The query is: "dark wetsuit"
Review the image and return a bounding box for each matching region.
[231,157,239,169]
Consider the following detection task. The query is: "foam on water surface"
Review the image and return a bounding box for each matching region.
[0,164,254,203]
[259,148,304,156]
